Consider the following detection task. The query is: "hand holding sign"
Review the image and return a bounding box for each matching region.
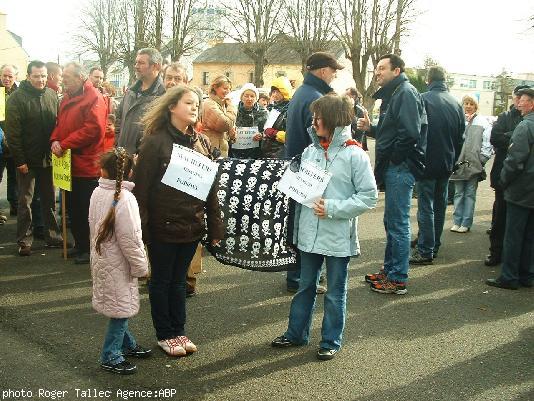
[278,160,331,208]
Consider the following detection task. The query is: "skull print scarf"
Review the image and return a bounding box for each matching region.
[203,158,297,272]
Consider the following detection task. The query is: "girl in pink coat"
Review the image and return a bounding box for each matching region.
[89,147,150,375]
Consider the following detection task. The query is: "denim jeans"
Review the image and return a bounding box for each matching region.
[383,162,415,282]
[286,253,325,290]
[499,202,534,285]
[100,318,137,364]
[147,240,199,341]
[416,178,449,258]
[284,251,350,351]
[452,179,479,228]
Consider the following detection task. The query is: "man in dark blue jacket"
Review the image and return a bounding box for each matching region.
[358,54,427,294]
[485,85,527,266]
[410,67,464,264]
[284,52,344,292]
[486,87,534,290]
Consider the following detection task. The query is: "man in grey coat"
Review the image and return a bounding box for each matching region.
[486,87,534,290]
[116,48,165,154]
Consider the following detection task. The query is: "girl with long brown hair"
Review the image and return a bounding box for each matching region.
[89,147,150,375]
[133,85,224,357]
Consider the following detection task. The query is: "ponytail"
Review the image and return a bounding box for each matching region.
[95,147,128,254]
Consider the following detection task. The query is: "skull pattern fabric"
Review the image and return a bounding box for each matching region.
[203,158,297,272]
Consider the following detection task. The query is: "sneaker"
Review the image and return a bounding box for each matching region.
[271,335,297,348]
[316,285,327,294]
[485,278,519,290]
[124,344,152,358]
[286,287,298,294]
[450,225,460,232]
[100,360,137,375]
[365,269,386,284]
[175,336,197,353]
[18,245,31,256]
[317,348,338,361]
[158,338,187,356]
[457,226,470,233]
[370,279,407,295]
[0,213,7,224]
[410,249,433,265]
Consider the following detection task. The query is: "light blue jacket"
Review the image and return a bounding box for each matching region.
[293,125,378,257]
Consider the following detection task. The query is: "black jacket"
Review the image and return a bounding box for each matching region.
[5,80,58,168]
[230,101,268,159]
[369,73,428,185]
[490,105,522,189]
[421,81,465,179]
[500,112,534,208]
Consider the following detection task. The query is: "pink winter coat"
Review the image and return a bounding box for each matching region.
[89,178,148,318]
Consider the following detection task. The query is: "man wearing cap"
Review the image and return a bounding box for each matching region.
[284,51,344,293]
[484,85,528,267]
[357,53,427,295]
[486,87,534,290]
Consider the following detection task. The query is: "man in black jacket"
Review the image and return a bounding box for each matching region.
[358,54,427,294]
[486,87,534,289]
[410,67,465,264]
[5,60,63,256]
[484,85,528,266]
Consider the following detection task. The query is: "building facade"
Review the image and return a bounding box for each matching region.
[0,12,29,78]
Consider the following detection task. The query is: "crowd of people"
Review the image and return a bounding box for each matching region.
[0,48,532,374]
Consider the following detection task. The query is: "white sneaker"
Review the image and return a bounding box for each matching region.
[457,226,470,233]
[175,336,198,353]
[158,339,186,356]
[450,225,460,232]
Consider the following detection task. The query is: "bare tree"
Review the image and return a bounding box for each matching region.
[282,0,336,76]
[168,0,206,61]
[334,0,418,109]
[74,0,121,78]
[222,0,284,87]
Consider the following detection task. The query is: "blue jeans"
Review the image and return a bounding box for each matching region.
[284,251,350,350]
[383,162,415,282]
[499,202,534,285]
[286,253,325,290]
[453,179,478,228]
[147,240,199,341]
[416,178,449,257]
[101,318,137,364]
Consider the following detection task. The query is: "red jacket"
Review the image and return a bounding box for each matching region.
[51,80,106,177]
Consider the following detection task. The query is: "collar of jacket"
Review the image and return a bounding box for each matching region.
[131,77,164,96]
[303,72,333,95]
[98,177,135,192]
[427,80,448,92]
[19,80,47,97]
[62,80,93,102]
[0,82,18,95]
[238,101,260,114]
[509,105,522,117]
[166,121,199,146]
[523,111,534,122]
[209,93,227,106]
[373,72,408,100]
[308,125,352,149]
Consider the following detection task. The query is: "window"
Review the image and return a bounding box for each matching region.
[225,71,233,80]
[468,80,476,89]
[483,81,492,90]
[202,72,210,86]
[249,72,254,82]
[460,79,477,89]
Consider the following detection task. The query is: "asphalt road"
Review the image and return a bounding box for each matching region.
[0,146,533,401]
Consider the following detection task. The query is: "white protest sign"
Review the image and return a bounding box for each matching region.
[263,109,281,129]
[233,126,259,149]
[161,144,219,201]
[277,160,332,208]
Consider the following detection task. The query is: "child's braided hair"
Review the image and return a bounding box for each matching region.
[95,147,133,254]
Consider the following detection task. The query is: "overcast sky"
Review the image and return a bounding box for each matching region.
[1,0,533,76]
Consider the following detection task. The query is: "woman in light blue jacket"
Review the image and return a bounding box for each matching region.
[272,94,378,360]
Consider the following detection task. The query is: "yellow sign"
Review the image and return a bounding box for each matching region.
[0,87,5,121]
[52,149,72,191]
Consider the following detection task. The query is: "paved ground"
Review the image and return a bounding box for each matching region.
[0,147,533,401]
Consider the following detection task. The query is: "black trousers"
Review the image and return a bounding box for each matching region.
[65,177,98,253]
[489,189,506,258]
